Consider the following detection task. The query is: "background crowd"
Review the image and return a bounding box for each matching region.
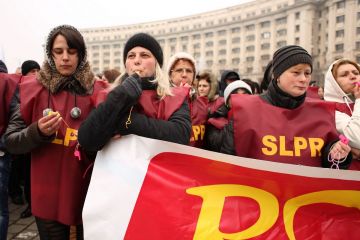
[1,25,359,240]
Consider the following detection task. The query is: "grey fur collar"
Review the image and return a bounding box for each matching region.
[37,61,94,94]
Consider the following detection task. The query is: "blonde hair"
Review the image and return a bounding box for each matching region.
[112,63,172,99]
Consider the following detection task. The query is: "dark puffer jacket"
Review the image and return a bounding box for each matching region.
[78,74,191,152]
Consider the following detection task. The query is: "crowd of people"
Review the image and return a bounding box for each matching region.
[1,25,359,239]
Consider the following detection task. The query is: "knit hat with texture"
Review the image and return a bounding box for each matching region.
[123,33,163,67]
[0,60,8,73]
[21,60,40,75]
[272,45,312,80]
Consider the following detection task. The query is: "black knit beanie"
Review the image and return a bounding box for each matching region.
[0,60,8,73]
[21,60,40,75]
[272,45,312,80]
[123,33,163,67]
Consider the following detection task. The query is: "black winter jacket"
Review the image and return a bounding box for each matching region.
[219,80,352,169]
[78,74,191,152]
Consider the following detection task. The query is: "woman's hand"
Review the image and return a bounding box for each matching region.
[353,83,360,99]
[38,112,62,136]
[330,140,351,160]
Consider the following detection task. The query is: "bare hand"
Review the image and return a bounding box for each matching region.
[330,141,351,160]
[353,84,360,99]
[38,112,62,136]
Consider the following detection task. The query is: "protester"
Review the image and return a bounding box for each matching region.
[217,45,352,168]
[78,33,191,151]
[260,60,272,92]
[0,67,20,240]
[218,70,240,97]
[324,58,360,169]
[205,80,252,152]
[4,25,107,239]
[15,60,41,219]
[196,71,224,113]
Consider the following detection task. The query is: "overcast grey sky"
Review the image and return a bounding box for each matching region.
[0,0,253,72]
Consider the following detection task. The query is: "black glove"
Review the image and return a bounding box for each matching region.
[121,73,142,100]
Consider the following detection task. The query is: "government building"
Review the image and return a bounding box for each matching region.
[80,0,360,85]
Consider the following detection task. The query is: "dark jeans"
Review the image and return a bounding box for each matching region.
[0,152,10,240]
[35,217,84,240]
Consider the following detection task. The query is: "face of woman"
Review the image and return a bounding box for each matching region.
[125,47,156,77]
[170,59,195,87]
[335,63,360,94]
[197,79,211,97]
[52,35,79,76]
[277,63,312,97]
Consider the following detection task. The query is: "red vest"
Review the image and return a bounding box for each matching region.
[20,77,105,225]
[189,96,209,148]
[208,97,224,114]
[0,73,20,136]
[306,86,321,99]
[231,95,338,167]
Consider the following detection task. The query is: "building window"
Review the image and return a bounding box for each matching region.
[260,21,270,28]
[261,32,271,39]
[206,41,214,47]
[246,35,255,41]
[92,53,99,57]
[295,25,300,32]
[193,43,200,49]
[277,29,287,36]
[277,41,287,48]
[275,17,287,25]
[205,32,213,38]
[295,12,300,19]
[194,52,201,58]
[182,45,187,52]
[193,34,201,40]
[92,45,99,50]
[335,43,344,52]
[261,54,270,61]
[169,38,176,43]
[113,44,121,49]
[206,51,213,57]
[336,15,345,23]
[357,27,360,35]
[246,56,255,62]
[295,37,300,45]
[206,60,213,67]
[232,48,240,54]
[246,45,255,52]
[261,43,270,50]
[232,37,241,43]
[245,24,255,31]
[232,58,240,65]
[358,12,360,20]
[356,41,360,50]
[114,51,121,56]
[231,27,241,33]
[180,36,188,41]
[219,49,227,55]
[246,67,253,73]
[103,52,110,57]
[336,29,344,38]
[219,40,227,45]
[102,44,110,49]
[336,0,345,9]
[219,59,226,65]
[218,30,227,36]
[114,59,121,64]
[357,55,360,64]
[103,60,110,64]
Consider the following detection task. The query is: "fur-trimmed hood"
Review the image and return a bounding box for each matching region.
[37,61,94,95]
[324,60,355,104]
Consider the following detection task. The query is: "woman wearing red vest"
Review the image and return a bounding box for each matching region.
[219,45,352,169]
[4,25,107,239]
[324,58,360,169]
[78,33,191,151]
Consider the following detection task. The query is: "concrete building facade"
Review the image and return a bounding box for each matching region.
[81,0,360,85]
